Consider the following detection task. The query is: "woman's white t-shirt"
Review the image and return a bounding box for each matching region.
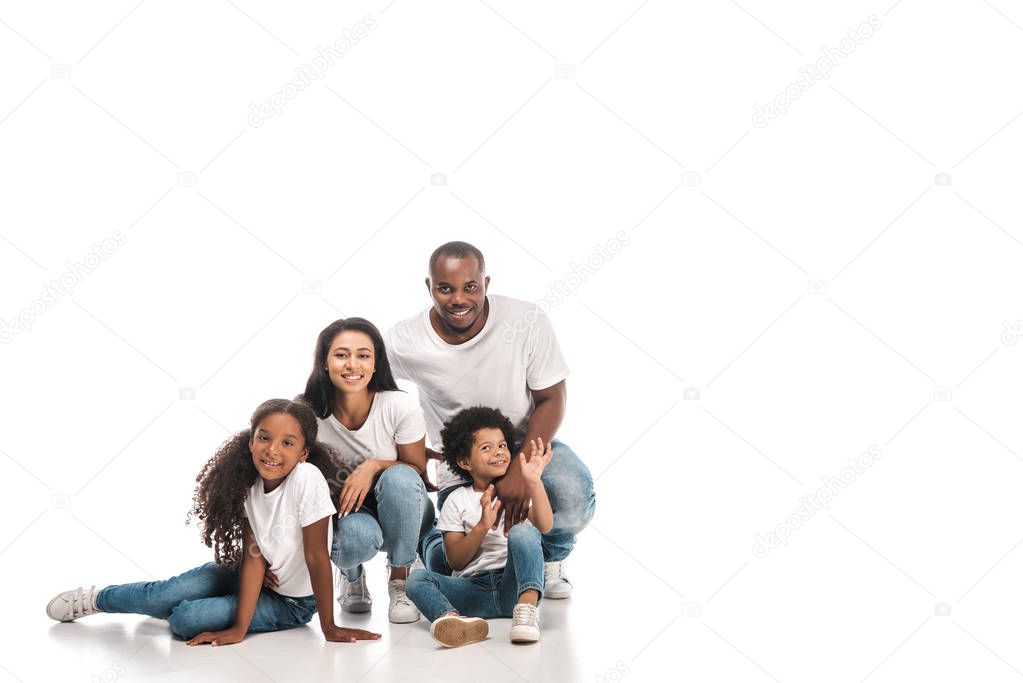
[243,462,336,597]
[436,484,534,578]
[316,390,426,468]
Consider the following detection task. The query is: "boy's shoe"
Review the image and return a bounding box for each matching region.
[510,603,540,643]
[46,585,102,622]
[338,567,372,613]
[430,614,489,647]
[544,560,572,599]
[387,578,420,623]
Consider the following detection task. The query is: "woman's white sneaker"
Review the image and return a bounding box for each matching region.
[46,586,102,622]
[509,603,540,643]
[338,568,372,613]
[544,560,573,599]
[387,579,420,623]
[430,614,489,647]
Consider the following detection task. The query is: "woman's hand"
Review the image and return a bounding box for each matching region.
[476,484,503,532]
[322,624,382,643]
[520,438,553,485]
[187,628,245,647]
[339,460,379,515]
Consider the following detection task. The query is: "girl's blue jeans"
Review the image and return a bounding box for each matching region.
[406,523,545,622]
[96,562,318,640]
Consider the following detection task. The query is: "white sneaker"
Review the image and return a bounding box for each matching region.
[387,578,420,623]
[544,560,572,599]
[337,567,372,613]
[430,613,488,647]
[509,603,540,643]
[46,585,102,622]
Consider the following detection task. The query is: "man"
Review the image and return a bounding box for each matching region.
[386,241,595,598]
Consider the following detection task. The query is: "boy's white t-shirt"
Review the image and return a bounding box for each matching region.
[436,484,534,578]
[243,462,336,598]
[386,294,569,490]
[316,390,426,468]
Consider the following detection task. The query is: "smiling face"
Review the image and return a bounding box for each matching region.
[425,254,490,342]
[456,427,511,482]
[249,412,308,491]
[326,330,376,395]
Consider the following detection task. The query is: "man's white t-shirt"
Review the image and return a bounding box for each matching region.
[316,390,426,469]
[386,295,569,490]
[436,484,534,578]
[243,462,336,597]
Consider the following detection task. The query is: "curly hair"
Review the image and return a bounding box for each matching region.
[440,406,516,475]
[188,398,346,565]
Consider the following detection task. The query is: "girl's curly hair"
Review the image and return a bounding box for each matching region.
[441,406,516,475]
[188,398,345,565]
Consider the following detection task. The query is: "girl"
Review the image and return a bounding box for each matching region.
[295,318,434,624]
[45,399,381,646]
[406,407,553,646]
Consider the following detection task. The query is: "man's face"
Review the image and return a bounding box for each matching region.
[426,254,490,335]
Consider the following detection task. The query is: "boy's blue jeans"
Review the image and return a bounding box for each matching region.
[419,439,595,575]
[331,464,435,581]
[406,524,545,622]
[96,562,318,640]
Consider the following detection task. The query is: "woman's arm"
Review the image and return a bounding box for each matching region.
[338,439,428,515]
[302,517,380,643]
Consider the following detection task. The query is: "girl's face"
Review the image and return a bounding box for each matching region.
[250,413,308,491]
[458,427,511,479]
[326,330,376,395]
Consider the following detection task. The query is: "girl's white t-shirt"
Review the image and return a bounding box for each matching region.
[316,390,426,468]
[437,484,534,578]
[243,462,336,597]
[386,295,570,490]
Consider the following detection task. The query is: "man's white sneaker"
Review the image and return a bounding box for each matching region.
[387,578,420,623]
[544,560,572,599]
[430,614,488,647]
[509,603,540,643]
[338,568,372,613]
[46,586,102,622]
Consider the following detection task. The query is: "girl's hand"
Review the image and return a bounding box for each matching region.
[520,438,553,484]
[187,628,245,647]
[339,461,378,515]
[323,624,382,643]
[476,484,503,531]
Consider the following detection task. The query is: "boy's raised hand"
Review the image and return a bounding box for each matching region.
[520,438,553,484]
[477,484,503,531]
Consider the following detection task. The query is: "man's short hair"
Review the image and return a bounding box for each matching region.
[428,241,486,274]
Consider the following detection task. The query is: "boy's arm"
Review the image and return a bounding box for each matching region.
[443,527,488,572]
[525,479,553,533]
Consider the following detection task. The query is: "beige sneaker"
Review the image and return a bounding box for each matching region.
[46,586,102,622]
[430,613,489,647]
[509,603,539,643]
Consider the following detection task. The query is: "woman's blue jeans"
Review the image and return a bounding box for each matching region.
[419,439,595,575]
[331,464,435,581]
[95,562,318,640]
[406,524,545,622]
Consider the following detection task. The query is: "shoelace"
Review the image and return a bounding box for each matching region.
[345,574,367,600]
[68,586,96,619]
[389,582,413,608]
[511,604,536,625]
[544,562,565,582]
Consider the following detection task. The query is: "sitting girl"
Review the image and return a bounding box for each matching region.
[405,407,553,647]
[44,398,381,646]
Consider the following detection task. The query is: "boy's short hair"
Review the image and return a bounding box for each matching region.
[441,406,516,474]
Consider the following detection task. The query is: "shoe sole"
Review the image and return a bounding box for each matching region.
[544,587,571,599]
[510,627,539,644]
[388,611,421,624]
[431,618,489,647]
[339,601,372,613]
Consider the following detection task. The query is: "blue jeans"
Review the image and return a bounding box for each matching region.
[406,524,545,622]
[332,464,435,581]
[96,562,318,640]
[419,439,595,574]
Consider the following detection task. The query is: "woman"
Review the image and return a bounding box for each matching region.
[297,317,434,624]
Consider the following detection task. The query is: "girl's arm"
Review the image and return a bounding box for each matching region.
[302,516,380,643]
[186,520,265,646]
[443,485,502,571]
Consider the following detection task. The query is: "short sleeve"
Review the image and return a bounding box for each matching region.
[384,325,409,381]
[525,310,569,391]
[437,488,469,533]
[293,464,337,527]
[392,392,426,445]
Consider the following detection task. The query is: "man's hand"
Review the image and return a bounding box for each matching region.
[339,460,379,516]
[187,627,245,647]
[493,456,531,533]
[425,447,445,461]
[322,624,381,643]
[476,484,503,532]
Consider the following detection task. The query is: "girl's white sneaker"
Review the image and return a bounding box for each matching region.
[509,603,539,643]
[46,586,102,622]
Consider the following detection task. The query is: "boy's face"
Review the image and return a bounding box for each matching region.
[457,427,511,479]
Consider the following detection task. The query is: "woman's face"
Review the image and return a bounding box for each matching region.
[326,330,376,395]
[249,412,308,491]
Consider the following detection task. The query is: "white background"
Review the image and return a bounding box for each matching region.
[2,1,1023,681]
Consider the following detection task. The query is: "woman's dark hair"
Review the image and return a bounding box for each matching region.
[299,317,400,419]
[441,406,516,474]
[188,398,346,565]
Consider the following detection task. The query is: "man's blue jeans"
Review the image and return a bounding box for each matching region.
[332,464,435,581]
[96,562,318,640]
[419,439,595,575]
[406,524,545,621]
